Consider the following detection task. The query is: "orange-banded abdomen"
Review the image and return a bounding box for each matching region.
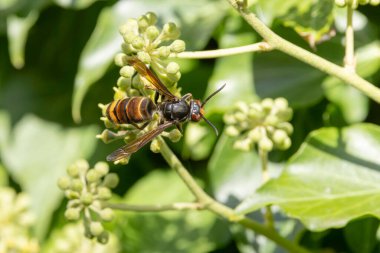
[106,97,156,125]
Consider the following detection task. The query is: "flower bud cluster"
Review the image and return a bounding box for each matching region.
[58,160,119,244]
[115,12,184,99]
[47,222,119,253]
[224,98,293,152]
[0,187,39,253]
[335,0,379,7]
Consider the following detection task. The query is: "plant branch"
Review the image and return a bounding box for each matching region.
[344,3,355,72]
[226,0,380,104]
[104,202,204,212]
[259,147,275,230]
[172,42,272,59]
[156,136,311,253]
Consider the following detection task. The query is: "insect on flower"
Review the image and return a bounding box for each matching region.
[105,57,225,162]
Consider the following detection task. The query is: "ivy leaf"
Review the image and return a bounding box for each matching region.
[237,124,380,231]
[208,132,283,206]
[254,50,325,108]
[72,0,227,122]
[115,169,230,252]
[280,0,335,48]
[344,217,379,253]
[0,114,98,238]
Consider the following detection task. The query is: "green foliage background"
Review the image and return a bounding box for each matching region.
[1,0,380,252]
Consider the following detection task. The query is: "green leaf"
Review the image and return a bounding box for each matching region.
[208,132,283,205]
[1,114,98,238]
[72,0,228,122]
[344,217,379,253]
[280,0,335,46]
[237,124,380,231]
[208,133,262,205]
[253,0,301,25]
[115,170,230,252]
[254,50,325,108]
[323,41,380,123]
[7,11,39,68]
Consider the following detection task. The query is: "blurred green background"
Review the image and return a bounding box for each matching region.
[1,0,380,252]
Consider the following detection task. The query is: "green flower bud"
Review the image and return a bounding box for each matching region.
[248,104,264,119]
[233,139,253,151]
[145,12,157,25]
[225,126,240,137]
[277,122,293,135]
[166,71,181,83]
[150,139,160,153]
[103,173,120,189]
[163,22,180,40]
[261,98,274,112]
[96,129,119,144]
[265,115,279,126]
[67,165,80,178]
[114,53,128,67]
[248,128,262,142]
[223,113,237,124]
[117,76,131,90]
[97,231,109,244]
[57,176,71,190]
[170,40,186,53]
[86,170,101,183]
[235,101,249,113]
[65,190,80,200]
[120,19,138,36]
[120,66,135,78]
[76,159,90,174]
[259,137,273,152]
[235,112,247,122]
[121,42,135,54]
[90,222,104,237]
[65,208,81,220]
[94,162,109,177]
[131,36,144,50]
[145,26,160,41]
[138,16,150,31]
[71,178,83,192]
[137,51,151,64]
[168,128,182,142]
[166,62,180,74]
[98,187,112,200]
[277,137,291,150]
[274,97,288,110]
[80,192,93,206]
[100,208,114,222]
[157,46,171,58]
[272,129,288,145]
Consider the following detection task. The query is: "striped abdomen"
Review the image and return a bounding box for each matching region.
[106,97,156,124]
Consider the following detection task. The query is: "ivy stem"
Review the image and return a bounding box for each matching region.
[156,136,311,253]
[104,202,204,212]
[173,42,272,59]
[259,147,275,230]
[344,3,356,72]
[226,0,380,104]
